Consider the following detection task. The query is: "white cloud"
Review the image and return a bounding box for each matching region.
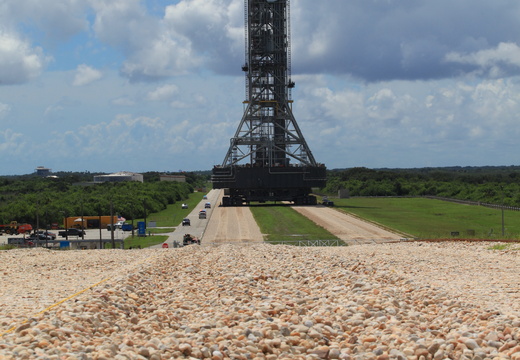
[44,105,64,117]
[446,42,520,67]
[2,0,88,41]
[147,84,178,101]
[0,129,25,155]
[445,42,520,77]
[73,64,103,86]
[111,97,135,106]
[0,30,50,84]
[0,103,11,118]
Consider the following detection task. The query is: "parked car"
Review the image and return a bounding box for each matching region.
[182,218,191,226]
[121,223,134,231]
[205,202,211,209]
[27,233,53,241]
[181,203,188,209]
[58,228,85,237]
[37,230,56,240]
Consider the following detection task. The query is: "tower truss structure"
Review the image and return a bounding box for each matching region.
[212,0,326,206]
[222,0,316,168]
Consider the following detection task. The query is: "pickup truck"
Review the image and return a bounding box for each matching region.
[59,228,85,237]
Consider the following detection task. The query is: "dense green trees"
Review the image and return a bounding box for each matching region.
[0,172,206,227]
[324,166,520,207]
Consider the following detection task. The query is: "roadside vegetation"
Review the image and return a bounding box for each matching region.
[488,243,520,250]
[324,166,520,206]
[0,172,209,227]
[249,205,338,243]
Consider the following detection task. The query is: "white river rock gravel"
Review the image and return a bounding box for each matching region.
[0,242,519,360]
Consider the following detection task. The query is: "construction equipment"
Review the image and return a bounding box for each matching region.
[183,234,200,246]
[322,196,334,207]
[0,221,33,235]
[212,0,326,206]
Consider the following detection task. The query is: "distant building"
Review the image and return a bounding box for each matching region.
[160,174,186,182]
[93,171,144,183]
[35,166,51,177]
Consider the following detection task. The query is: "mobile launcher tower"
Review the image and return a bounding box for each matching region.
[212,0,326,206]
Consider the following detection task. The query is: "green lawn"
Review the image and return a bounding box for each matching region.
[122,235,168,249]
[332,197,520,240]
[249,204,338,243]
[132,191,206,227]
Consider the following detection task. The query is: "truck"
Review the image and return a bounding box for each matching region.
[59,228,85,237]
[0,221,33,235]
[107,221,125,231]
[107,221,134,231]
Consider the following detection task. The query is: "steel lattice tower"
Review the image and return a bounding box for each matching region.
[222,0,317,168]
[212,0,326,206]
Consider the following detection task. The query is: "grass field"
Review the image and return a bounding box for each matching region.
[249,205,338,243]
[132,191,207,227]
[121,235,168,249]
[331,197,520,240]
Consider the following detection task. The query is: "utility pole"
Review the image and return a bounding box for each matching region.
[61,211,68,241]
[36,200,39,235]
[98,206,103,249]
[110,200,115,249]
[80,195,85,240]
[143,199,147,234]
[501,188,505,237]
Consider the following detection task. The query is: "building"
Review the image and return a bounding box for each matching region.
[160,174,186,182]
[35,166,51,177]
[93,171,144,183]
[64,216,118,229]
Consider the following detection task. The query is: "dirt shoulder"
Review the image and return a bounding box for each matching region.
[292,205,406,244]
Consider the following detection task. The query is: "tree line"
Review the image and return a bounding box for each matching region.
[0,172,207,227]
[323,166,520,206]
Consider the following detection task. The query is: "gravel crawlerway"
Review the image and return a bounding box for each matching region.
[0,242,519,360]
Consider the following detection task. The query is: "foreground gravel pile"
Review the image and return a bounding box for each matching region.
[0,242,519,360]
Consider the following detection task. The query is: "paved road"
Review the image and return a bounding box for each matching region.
[202,189,264,244]
[149,189,221,249]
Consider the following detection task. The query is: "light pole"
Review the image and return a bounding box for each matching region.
[98,206,103,249]
[110,200,115,249]
[80,193,85,240]
[143,199,147,233]
[501,188,505,237]
[61,211,68,241]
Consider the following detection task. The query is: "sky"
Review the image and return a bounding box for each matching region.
[2,0,520,175]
